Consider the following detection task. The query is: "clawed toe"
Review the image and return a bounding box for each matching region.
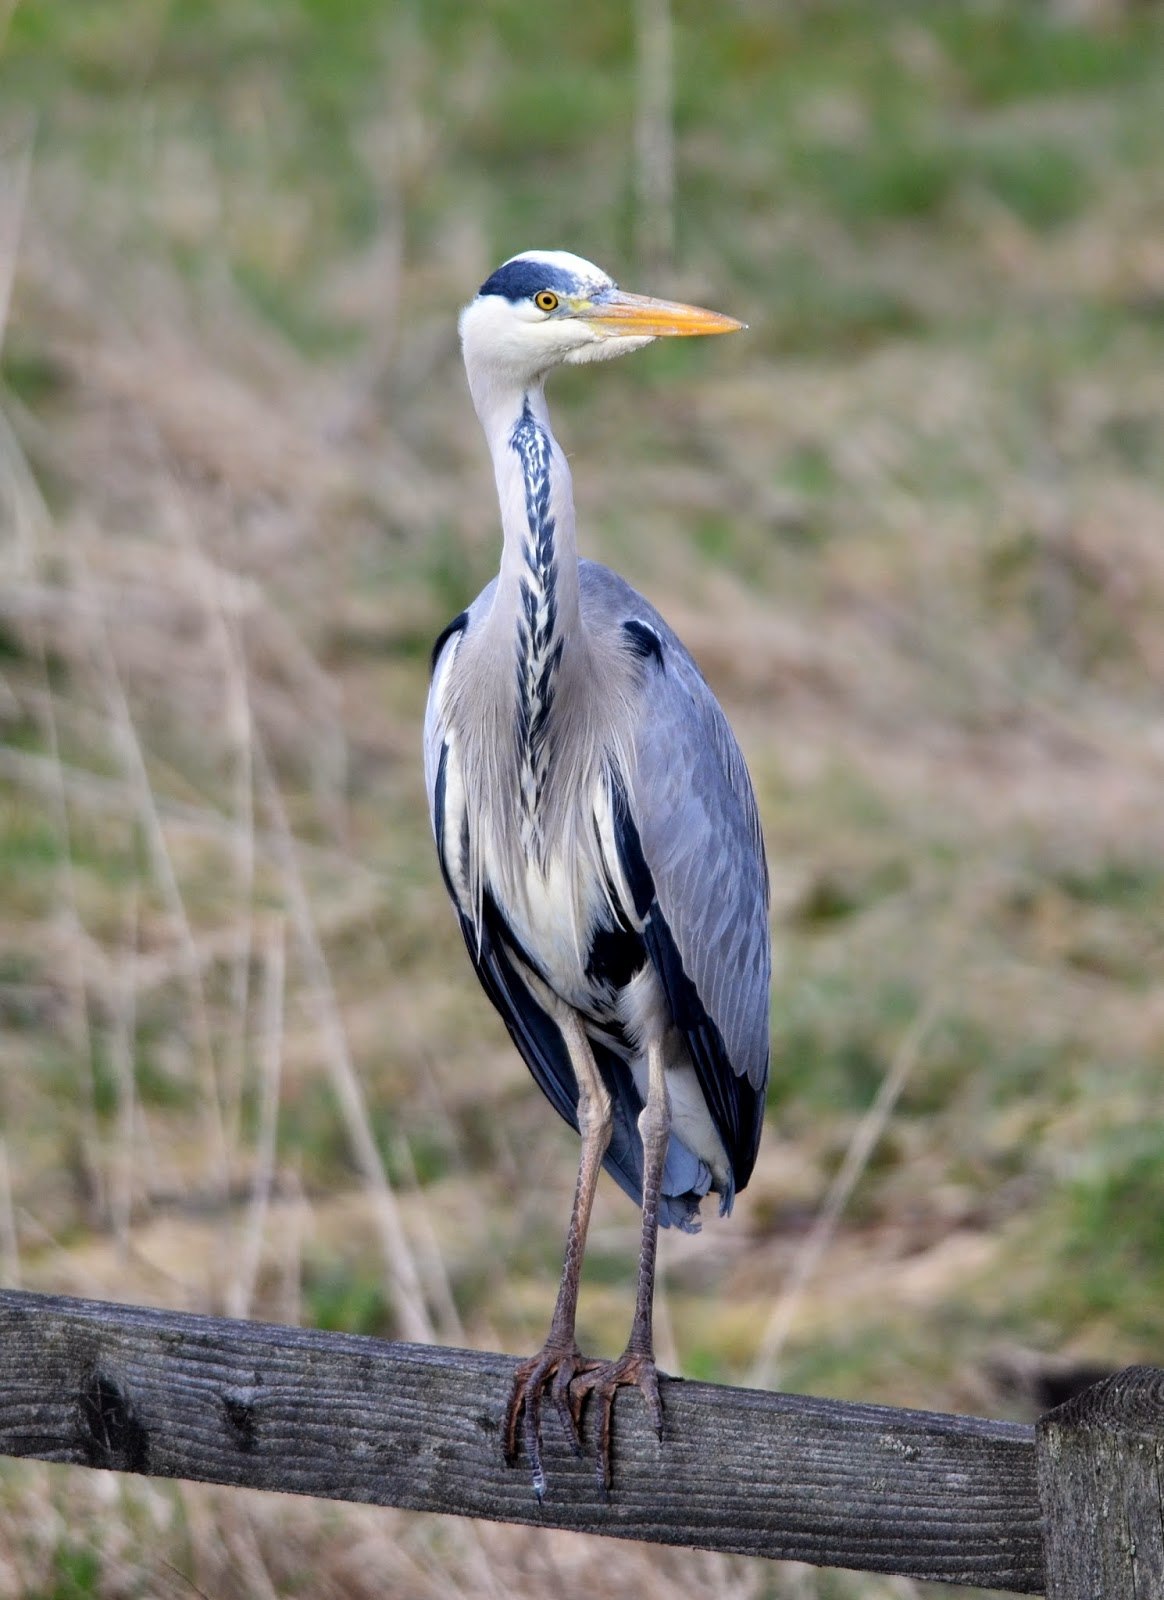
[568,1349,664,1493]
[504,1343,595,1497]
[551,1360,588,1454]
[505,1344,665,1496]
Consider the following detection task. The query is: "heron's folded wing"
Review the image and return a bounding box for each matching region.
[617,632,771,1195]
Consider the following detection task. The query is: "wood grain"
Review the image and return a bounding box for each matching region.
[0,1288,1043,1591]
[1037,1365,1164,1600]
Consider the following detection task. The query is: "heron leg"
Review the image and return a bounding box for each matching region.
[569,1035,670,1493]
[504,1012,611,1498]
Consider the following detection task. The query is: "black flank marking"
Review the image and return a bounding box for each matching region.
[623,619,664,666]
[432,744,458,900]
[586,924,648,991]
[458,809,471,890]
[610,776,655,921]
[79,1371,150,1473]
[429,611,468,676]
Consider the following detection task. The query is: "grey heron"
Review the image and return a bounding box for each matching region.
[424,250,770,1495]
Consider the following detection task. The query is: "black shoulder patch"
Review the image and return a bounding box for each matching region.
[622,619,664,667]
[430,611,468,676]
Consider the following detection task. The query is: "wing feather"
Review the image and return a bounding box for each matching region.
[607,587,771,1196]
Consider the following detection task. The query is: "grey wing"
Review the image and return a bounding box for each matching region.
[615,618,771,1196]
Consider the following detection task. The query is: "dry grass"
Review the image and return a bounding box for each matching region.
[3,3,1164,1595]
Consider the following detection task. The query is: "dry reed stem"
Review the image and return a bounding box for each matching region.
[179,524,259,1177]
[387,1129,466,1345]
[218,1495,283,1600]
[109,885,139,1259]
[224,920,286,1323]
[252,729,435,1345]
[1,352,109,1239]
[751,991,944,1388]
[272,1168,307,1332]
[83,550,232,1204]
[0,740,378,892]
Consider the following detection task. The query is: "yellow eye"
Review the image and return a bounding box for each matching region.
[534,290,559,313]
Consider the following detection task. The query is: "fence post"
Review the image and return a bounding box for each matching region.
[1036,1365,1164,1599]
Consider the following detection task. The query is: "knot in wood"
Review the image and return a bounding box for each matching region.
[222,1385,261,1452]
[78,1370,150,1474]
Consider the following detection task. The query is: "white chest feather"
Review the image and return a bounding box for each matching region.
[479,783,611,1010]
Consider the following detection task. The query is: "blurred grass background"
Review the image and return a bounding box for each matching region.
[2,0,1164,1595]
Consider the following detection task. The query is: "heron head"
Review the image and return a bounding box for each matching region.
[459,250,743,387]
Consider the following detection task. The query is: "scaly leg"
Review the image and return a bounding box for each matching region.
[504,1012,611,1498]
[569,1035,670,1492]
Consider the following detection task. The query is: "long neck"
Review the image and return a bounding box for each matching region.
[469,368,586,818]
[473,376,581,635]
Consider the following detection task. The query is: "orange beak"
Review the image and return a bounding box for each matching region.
[574,288,745,338]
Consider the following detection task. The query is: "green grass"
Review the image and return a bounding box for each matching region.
[1062,1142,1164,1325]
[32,1540,103,1600]
[303,1257,393,1338]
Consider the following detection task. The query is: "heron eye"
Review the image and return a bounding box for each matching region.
[534,290,559,313]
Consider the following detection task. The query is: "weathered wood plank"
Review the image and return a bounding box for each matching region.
[0,1288,1043,1591]
[1036,1365,1164,1600]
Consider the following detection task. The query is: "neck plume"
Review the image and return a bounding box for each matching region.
[509,398,566,818]
[471,378,583,837]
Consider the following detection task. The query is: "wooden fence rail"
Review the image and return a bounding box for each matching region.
[0,1289,1160,1595]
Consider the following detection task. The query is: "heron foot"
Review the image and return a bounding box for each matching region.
[568,1348,664,1495]
[504,1341,600,1499]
